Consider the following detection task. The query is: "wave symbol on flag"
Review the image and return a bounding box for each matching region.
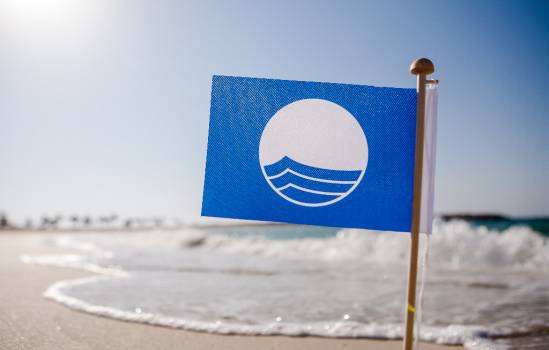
[264,156,362,206]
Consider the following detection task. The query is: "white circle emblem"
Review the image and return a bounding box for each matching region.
[259,99,368,207]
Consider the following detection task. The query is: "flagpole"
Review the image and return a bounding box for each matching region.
[403,58,435,350]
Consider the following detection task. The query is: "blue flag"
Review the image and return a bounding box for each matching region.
[202,75,418,232]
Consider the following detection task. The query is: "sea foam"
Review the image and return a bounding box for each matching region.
[23,220,549,350]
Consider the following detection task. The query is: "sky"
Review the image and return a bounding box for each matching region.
[1,0,548,223]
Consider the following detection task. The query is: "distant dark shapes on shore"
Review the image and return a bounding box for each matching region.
[124,217,165,229]
[41,215,61,229]
[99,214,118,225]
[440,213,509,222]
[440,214,549,236]
[0,212,12,229]
[69,215,79,227]
[0,211,184,232]
[82,216,92,227]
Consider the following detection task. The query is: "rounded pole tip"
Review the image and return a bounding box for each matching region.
[410,58,435,75]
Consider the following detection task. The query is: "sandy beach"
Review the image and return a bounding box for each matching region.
[0,232,463,350]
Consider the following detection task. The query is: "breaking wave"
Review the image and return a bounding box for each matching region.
[23,220,549,350]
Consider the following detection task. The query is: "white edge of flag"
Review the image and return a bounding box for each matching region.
[419,83,438,234]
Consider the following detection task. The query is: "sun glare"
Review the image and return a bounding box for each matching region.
[1,0,91,26]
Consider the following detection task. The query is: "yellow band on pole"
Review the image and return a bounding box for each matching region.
[407,304,416,313]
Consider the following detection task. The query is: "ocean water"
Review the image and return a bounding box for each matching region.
[23,219,549,350]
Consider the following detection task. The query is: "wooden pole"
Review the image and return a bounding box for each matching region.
[403,58,435,350]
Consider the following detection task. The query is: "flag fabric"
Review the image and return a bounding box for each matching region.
[202,75,435,233]
[419,83,438,234]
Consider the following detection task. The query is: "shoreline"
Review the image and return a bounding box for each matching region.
[0,232,464,350]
